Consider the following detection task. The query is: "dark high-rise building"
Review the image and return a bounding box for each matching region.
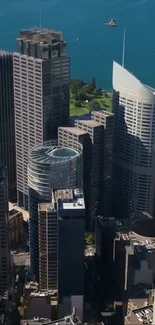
[91,111,114,217]
[0,51,16,201]
[13,28,70,209]
[38,188,85,297]
[38,188,85,321]
[0,164,10,296]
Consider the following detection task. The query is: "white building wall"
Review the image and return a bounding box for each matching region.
[112,61,155,218]
[13,53,43,208]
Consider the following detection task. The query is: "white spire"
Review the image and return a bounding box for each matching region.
[122,28,126,68]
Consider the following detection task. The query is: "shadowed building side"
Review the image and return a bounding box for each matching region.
[0,51,16,201]
[0,164,10,296]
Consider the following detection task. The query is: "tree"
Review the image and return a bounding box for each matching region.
[77,90,88,101]
[75,101,82,107]
[92,76,96,90]
[89,99,101,111]
[82,83,94,94]
[93,88,102,96]
[70,79,84,95]
[85,233,95,245]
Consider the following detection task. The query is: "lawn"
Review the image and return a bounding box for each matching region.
[70,92,112,117]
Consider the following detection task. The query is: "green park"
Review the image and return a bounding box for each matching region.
[70,78,112,117]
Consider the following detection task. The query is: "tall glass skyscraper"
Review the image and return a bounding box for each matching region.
[112,61,155,219]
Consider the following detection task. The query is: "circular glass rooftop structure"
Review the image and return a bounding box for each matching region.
[51,148,78,158]
[28,141,82,165]
[28,140,83,194]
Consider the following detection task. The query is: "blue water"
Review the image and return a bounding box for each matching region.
[0,0,154,89]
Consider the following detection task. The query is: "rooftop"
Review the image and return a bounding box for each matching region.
[39,203,55,212]
[113,61,155,97]
[91,110,113,117]
[18,28,63,44]
[21,314,82,325]
[59,127,88,136]
[133,305,153,324]
[9,202,29,221]
[55,188,85,210]
[75,120,102,128]
[38,188,85,212]
[116,230,155,254]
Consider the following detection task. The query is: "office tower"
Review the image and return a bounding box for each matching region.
[0,164,10,296]
[112,61,155,219]
[114,217,155,324]
[59,121,103,229]
[58,127,91,227]
[91,111,114,217]
[72,120,103,228]
[0,51,16,201]
[13,28,70,209]
[28,141,83,278]
[38,202,58,291]
[38,189,85,321]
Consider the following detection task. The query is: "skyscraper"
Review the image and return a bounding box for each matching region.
[38,188,85,301]
[28,141,83,278]
[112,61,155,219]
[91,111,114,217]
[13,28,70,209]
[0,51,16,201]
[59,121,103,229]
[0,164,10,296]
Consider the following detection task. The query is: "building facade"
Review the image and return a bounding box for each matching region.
[0,51,16,201]
[91,111,114,217]
[0,164,10,296]
[8,208,24,250]
[28,141,83,278]
[38,189,85,297]
[13,28,70,209]
[59,121,103,230]
[38,203,58,292]
[58,126,91,228]
[59,113,114,228]
[112,61,155,219]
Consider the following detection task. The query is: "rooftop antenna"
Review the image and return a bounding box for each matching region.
[122,28,126,67]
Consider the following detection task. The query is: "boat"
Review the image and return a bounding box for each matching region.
[105,18,118,27]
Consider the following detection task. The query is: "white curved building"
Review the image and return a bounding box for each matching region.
[112,61,155,219]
